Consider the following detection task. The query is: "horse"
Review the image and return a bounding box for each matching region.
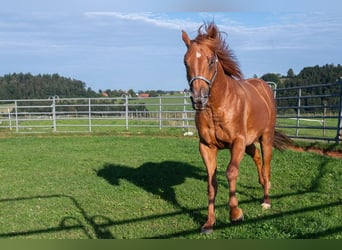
[181,22,292,234]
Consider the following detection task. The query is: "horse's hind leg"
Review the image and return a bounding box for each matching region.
[260,133,273,209]
[245,143,265,187]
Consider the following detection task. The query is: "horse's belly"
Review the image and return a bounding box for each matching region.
[214,123,259,146]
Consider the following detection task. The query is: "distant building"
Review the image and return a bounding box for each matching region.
[138,93,149,98]
[101,92,109,97]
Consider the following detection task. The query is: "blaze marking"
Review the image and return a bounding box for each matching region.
[196,51,202,58]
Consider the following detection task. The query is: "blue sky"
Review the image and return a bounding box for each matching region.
[0,1,341,92]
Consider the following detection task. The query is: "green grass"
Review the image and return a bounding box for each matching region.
[0,133,341,239]
[129,95,193,112]
[277,117,339,139]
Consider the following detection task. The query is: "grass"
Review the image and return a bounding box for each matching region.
[276,116,339,139]
[0,133,341,239]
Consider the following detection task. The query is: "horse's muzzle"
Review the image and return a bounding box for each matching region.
[190,95,209,110]
[190,87,210,110]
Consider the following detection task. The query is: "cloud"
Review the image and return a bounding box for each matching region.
[84,12,201,31]
[84,11,342,53]
[214,12,342,52]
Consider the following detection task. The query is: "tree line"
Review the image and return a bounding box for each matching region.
[260,63,342,88]
[0,64,341,101]
[0,73,185,100]
[260,64,342,113]
[0,73,97,99]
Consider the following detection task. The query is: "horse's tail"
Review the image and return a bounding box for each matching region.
[273,130,293,150]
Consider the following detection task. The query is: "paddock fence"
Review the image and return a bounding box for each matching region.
[0,80,341,143]
[274,79,342,143]
[0,94,196,134]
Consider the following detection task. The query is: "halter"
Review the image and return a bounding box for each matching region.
[188,55,218,88]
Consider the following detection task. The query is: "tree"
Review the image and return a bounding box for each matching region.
[261,73,281,84]
[287,68,295,78]
[127,89,136,97]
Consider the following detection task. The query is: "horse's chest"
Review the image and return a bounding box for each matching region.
[213,115,234,143]
[197,109,235,147]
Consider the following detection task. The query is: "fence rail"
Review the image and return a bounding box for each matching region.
[0,95,196,134]
[275,79,342,143]
[0,80,341,143]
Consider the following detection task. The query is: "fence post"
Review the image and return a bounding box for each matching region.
[323,102,327,137]
[159,96,162,130]
[183,92,190,131]
[8,107,12,131]
[88,98,92,132]
[335,78,342,143]
[15,100,18,133]
[125,95,129,130]
[296,88,301,137]
[266,81,277,98]
[51,96,57,132]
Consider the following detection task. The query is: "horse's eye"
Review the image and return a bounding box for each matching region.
[208,56,216,67]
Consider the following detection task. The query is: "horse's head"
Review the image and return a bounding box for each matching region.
[182,30,218,110]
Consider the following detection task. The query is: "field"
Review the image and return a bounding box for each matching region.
[276,116,339,140]
[0,133,341,239]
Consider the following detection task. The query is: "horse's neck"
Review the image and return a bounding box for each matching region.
[209,72,239,108]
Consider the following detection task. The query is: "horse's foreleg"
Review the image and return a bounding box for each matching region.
[245,144,264,186]
[260,133,273,209]
[199,143,218,234]
[227,138,245,222]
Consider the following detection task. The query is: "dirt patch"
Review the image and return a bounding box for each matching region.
[289,145,342,159]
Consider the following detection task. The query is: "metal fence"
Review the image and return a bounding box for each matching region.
[275,79,342,143]
[0,80,341,142]
[0,94,196,134]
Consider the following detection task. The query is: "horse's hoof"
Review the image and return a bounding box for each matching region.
[230,208,244,223]
[230,214,244,224]
[201,226,214,234]
[261,202,271,210]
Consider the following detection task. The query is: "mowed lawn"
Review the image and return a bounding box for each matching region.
[0,134,341,239]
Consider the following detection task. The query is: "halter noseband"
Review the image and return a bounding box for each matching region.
[188,55,218,88]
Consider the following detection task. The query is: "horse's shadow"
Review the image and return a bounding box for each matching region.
[96,161,206,224]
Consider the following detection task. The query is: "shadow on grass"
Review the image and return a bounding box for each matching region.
[97,161,206,210]
[0,194,114,239]
[96,161,208,230]
[0,161,208,239]
[0,159,340,239]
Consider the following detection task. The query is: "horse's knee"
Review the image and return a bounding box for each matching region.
[226,165,238,181]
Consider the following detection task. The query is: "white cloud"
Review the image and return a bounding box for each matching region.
[214,12,342,52]
[84,12,201,31]
[84,11,342,53]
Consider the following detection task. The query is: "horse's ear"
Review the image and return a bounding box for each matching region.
[182,30,191,48]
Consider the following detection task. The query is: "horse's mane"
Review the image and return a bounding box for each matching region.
[193,22,243,80]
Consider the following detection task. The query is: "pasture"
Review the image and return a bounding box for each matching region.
[0,133,341,239]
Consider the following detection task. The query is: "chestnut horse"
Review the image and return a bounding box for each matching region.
[182,22,291,233]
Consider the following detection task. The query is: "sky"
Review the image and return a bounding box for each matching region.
[0,0,341,92]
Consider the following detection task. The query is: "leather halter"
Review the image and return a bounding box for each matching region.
[188,55,218,88]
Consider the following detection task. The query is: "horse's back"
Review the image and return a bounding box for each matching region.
[245,78,274,101]
[242,78,277,134]
[242,78,275,110]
